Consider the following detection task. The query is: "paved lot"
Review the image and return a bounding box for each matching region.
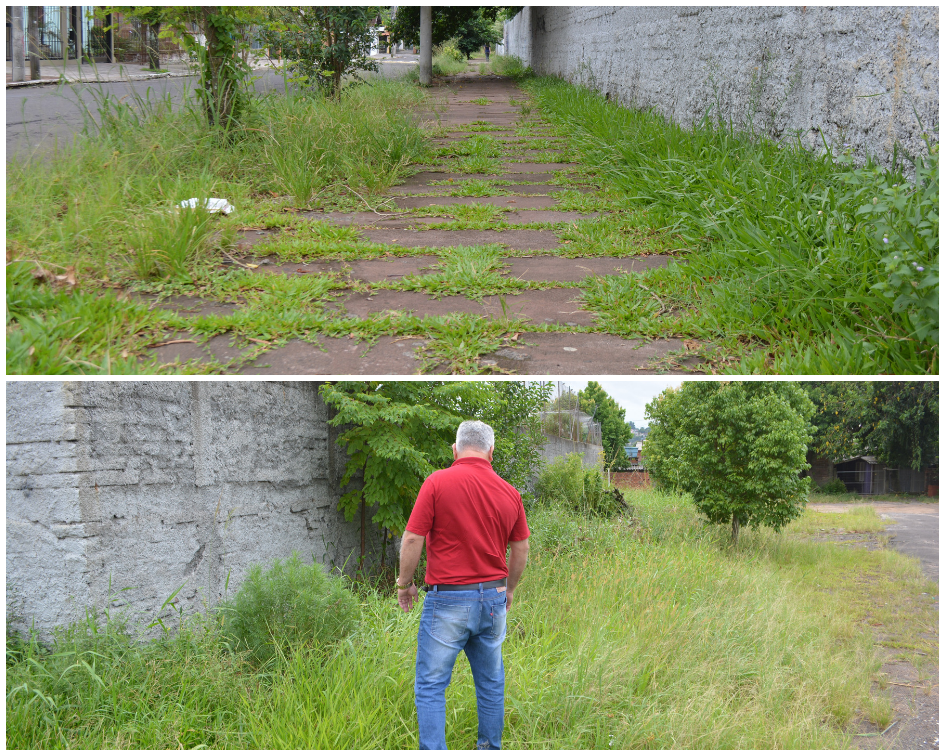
[808,501,939,582]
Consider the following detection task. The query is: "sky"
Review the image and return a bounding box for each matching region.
[558,379,684,428]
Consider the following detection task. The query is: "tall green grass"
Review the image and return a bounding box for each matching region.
[6,78,432,374]
[525,77,938,374]
[8,489,917,749]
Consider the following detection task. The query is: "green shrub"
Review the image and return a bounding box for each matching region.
[219,552,360,665]
[815,478,849,495]
[534,453,623,516]
[434,38,466,62]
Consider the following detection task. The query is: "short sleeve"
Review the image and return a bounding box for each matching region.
[508,494,530,542]
[405,475,436,537]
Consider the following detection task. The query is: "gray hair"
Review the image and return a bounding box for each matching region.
[455,420,495,453]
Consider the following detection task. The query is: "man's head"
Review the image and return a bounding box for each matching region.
[453,420,495,461]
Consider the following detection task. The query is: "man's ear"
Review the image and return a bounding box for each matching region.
[487,446,495,462]
[452,443,458,460]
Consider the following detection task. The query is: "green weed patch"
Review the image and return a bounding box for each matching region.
[525,76,939,374]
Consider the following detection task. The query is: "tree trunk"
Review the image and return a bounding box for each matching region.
[147,22,161,70]
[418,6,432,86]
[59,6,68,74]
[28,7,41,80]
[201,7,235,130]
[731,513,741,546]
[11,7,25,83]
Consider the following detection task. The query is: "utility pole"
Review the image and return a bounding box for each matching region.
[419,6,432,86]
[11,7,25,82]
[28,7,41,80]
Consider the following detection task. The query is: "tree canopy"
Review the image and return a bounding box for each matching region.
[579,381,631,468]
[645,382,815,544]
[257,7,380,95]
[802,381,938,469]
[387,7,513,53]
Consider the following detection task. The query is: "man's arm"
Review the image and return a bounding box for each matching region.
[397,530,425,612]
[506,538,529,611]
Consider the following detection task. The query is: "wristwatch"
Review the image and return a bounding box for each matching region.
[396,577,414,590]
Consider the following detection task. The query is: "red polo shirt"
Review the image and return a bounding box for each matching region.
[406,457,530,585]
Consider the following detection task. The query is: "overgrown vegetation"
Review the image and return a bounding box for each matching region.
[525,77,939,374]
[534,453,624,517]
[219,552,360,665]
[6,79,430,374]
[8,489,933,748]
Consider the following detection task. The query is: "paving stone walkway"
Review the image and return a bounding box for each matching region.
[146,71,702,374]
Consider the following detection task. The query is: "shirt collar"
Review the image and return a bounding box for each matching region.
[451,456,493,469]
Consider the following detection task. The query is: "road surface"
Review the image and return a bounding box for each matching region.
[7,59,417,161]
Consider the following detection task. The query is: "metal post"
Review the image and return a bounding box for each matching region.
[106,12,114,63]
[11,7,25,82]
[419,6,432,86]
[28,7,41,80]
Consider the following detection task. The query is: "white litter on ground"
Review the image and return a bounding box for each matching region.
[178,198,234,214]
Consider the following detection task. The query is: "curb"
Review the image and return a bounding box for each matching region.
[6,65,278,89]
[7,70,194,89]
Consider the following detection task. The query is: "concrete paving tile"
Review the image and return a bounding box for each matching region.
[479,332,704,374]
[360,228,560,251]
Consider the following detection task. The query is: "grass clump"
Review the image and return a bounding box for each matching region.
[525,76,939,374]
[534,453,624,517]
[220,552,360,666]
[489,54,533,80]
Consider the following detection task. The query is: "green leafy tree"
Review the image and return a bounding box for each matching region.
[801,382,938,470]
[645,382,815,545]
[258,6,380,96]
[860,382,938,470]
[319,381,551,563]
[388,7,508,53]
[104,6,258,129]
[579,381,631,468]
[453,381,553,496]
[802,381,870,462]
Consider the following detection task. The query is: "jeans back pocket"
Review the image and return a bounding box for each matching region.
[431,601,472,644]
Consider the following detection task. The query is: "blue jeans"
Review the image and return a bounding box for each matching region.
[415,586,508,750]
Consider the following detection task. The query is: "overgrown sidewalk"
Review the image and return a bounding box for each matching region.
[142,71,699,374]
[7,64,937,375]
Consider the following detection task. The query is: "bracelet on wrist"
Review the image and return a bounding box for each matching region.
[396,578,414,590]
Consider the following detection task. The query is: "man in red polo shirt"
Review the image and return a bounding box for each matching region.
[396,420,530,750]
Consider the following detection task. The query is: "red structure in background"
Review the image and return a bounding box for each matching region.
[612,470,650,489]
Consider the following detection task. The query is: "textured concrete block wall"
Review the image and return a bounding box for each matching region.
[505,7,938,164]
[6,381,384,638]
[539,436,603,471]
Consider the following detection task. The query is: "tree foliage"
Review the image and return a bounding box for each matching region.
[388,6,507,53]
[579,381,631,467]
[802,381,938,469]
[645,382,815,544]
[319,381,552,542]
[257,6,380,96]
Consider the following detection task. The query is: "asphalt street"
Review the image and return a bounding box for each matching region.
[6,59,417,161]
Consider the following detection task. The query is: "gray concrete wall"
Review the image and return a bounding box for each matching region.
[539,435,603,471]
[6,381,385,639]
[505,6,938,165]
